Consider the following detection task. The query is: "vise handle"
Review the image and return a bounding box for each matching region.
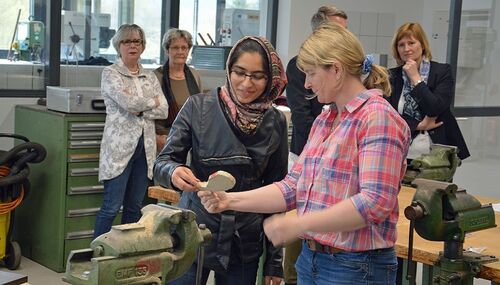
[148,186,181,204]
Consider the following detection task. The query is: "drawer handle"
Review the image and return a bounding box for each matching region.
[70,131,103,140]
[70,140,101,149]
[70,168,99,176]
[66,230,94,240]
[69,185,104,195]
[68,207,100,217]
[69,153,99,163]
[67,207,122,217]
[70,123,105,131]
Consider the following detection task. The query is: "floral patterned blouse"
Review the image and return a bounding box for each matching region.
[99,58,168,181]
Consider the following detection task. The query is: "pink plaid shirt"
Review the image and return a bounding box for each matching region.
[276,89,410,251]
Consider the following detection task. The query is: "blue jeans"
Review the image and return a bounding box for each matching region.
[296,240,397,285]
[167,259,259,285]
[93,135,149,238]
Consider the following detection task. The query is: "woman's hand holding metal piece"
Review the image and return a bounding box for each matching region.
[171,166,200,192]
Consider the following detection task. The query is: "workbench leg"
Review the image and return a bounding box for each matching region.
[422,264,439,285]
[397,257,417,285]
[257,252,264,285]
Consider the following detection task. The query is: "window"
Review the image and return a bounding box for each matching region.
[60,0,163,87]
[179,0,275,70]
[61,0,162,64]
[0,0,278,94]
[179,0,267,47]
[0,0,46,92]
[449,0,500,197]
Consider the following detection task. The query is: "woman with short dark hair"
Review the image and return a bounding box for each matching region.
[154,28,202,152]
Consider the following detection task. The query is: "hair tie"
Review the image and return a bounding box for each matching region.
[361,54,374,75]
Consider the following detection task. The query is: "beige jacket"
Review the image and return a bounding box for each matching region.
[99,59,168,181]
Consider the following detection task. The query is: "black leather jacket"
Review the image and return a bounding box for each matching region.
[154,89,288,277]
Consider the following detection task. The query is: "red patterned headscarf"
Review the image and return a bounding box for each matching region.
[219,36,287,135]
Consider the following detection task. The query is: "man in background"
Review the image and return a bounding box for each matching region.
[284,5,348,285]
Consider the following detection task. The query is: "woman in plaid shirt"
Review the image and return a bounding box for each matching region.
[199,23,411,284]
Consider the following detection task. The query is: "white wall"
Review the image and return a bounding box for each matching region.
[0,98,39,150]
[276,0,425,66]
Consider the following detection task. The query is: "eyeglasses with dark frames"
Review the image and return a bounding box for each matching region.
[169,45,189,52]
[121,39,143,46]
[231,67,268,82]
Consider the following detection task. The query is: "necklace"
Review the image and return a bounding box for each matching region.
[129,69,139,75]
[169,72,185,80]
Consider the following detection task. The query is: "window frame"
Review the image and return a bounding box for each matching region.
[0,0,279,97]
[446,0,500,117]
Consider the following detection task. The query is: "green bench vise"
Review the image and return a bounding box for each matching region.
[404,178,497,284]
[63,204,211,284]
[404,144,462,184]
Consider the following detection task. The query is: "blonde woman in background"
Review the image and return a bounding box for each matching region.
[387,22,469,160]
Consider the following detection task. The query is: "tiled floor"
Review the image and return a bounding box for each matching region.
[1,256,65,285]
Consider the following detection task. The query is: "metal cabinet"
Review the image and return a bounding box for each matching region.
[13,105,119,272]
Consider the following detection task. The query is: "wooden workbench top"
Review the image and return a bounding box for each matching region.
[397,186,500,282]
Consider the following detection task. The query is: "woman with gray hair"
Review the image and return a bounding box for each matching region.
[94,24,168,238]
[154,28,203,152]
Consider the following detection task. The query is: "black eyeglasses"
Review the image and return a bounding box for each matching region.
[121,39,143,46]
[169,45,189,52]
[231,68,268,82]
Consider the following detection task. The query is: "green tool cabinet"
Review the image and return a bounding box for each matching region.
[13,105,120,272]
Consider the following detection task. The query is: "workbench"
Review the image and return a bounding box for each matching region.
[397,186,500,284]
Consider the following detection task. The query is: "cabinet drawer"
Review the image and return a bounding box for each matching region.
[66,194,104,213]
[68,162,99,177]
[67,176,101,195]
[65,214,123,236]
[68,184,103,195]
[64,238,94,268]
[69,140,102,149]
[69,122,105,132]
[69,131,103,140]
[66,216,96,239]
[63,214,122,269]
[68,149,100,163]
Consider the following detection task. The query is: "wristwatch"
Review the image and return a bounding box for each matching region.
[412,79,423,88]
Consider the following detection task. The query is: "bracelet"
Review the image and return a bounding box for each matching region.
[412,79,423,88]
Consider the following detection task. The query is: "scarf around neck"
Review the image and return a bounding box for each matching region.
[219,36,287,135]
[161,60,201,127]
[401,58,430,122]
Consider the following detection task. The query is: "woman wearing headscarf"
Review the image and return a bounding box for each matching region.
[154,28,202,151]
[154,36,288,285]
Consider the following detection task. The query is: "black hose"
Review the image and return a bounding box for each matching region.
[0,167,29,187]
[1,142,46,167]
[0,133,29,143]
